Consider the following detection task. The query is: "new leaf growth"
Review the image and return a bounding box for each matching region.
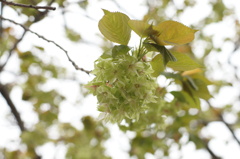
[87,9,204,123]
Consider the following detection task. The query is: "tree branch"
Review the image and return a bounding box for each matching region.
[0,1,3,37]
[0,83,42,159]
[198,120,222,159]
[204,140,222,159]
[219,113,240,146]
[207,101,240,147]
[0,0,56,11]
[0,83,25,132]
[0,0,55,72]
[0,15,91,74]
[31,0,55,23]
[0,30,27,72]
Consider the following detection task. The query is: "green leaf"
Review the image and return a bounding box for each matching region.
[34,46,44,51]
[167,52,202,71]
[98,10,131,45]
[128,20,151,37]
[189,73,212,85]
[189,134,205,149]
[102,9,111,15]
[146,43,177,65]
[184,78,212,100]
[65,28,81,42]
[21,124,48,147]
[192,79,212,100]
[150,54,165,77]
[162,72,182,81]
[171,91,200,108]
[112,45,131,58]
[186,76,199,91]
[100,49,112,59]
[153,20,198,45]
[78,0,88,9]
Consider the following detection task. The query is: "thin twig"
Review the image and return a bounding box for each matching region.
[219,113,240,146]
[0,0,54,71]
[207,101,240,148]
[203,139,222,159]
[111,0,136,19]
[0,0,56,10]
[0,15,91,74]
[0,83,25,132]
[0,30,27,72]
[0,1,3,37]
[30,0,55,24]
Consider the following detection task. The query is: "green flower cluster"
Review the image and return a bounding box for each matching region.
[87,54,159,123]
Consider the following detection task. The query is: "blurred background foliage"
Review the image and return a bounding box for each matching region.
[0,0,240,159]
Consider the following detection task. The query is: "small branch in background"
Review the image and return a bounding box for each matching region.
[0,0,55,72]
[0,83,25,132]
[203,139,222,159]
[207,101,240,148]
[0,15,91,74]
[31,0,55,23]
[198,126,222,159]
[0,30,26,72]
[219,113,240,147]
[0,1,3,37]
[0,83,42,159]
[0,0,56,10]
[111,0,136,19]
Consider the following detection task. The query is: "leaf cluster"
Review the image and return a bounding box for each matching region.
[87,9,205,124]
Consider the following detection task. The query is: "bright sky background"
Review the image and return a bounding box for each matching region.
[1,0,240,159]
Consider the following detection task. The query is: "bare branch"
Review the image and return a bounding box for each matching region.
[207,101,240,148]
[198,121,222,158]
[0,2,3,37]
[204,140,222,159]
[219,113,240,146]
[0,15,91,74]
[111,0,136,18]
[0,0,54,72]
[0,83,42,158]
[0,0,56,11]
[0,83,25,132]
[0,30,27,72]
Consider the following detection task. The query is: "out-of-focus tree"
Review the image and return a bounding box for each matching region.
[0,0,239,159]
